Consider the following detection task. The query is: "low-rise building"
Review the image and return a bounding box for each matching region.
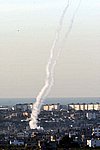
[87,139,100,147]
[68,103,100,111]
[92,126,100,137]
[17,132,29,138]
[43,103,60,111]
[15,103,33,111]
[86,112,96,120]
[10,140,24,146]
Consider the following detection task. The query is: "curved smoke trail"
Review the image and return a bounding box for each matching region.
[29,0,70,129]
[43,0,81,99]
[64,0,81,40]
[29,0,81,129]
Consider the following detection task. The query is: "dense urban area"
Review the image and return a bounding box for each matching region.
[0,101,100,149]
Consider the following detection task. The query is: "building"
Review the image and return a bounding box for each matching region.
[86,112,96,120]
[92,126,100,137]
[0,107,9,111]
[68,103,100,111]
[87,139,100,147]
[43,103,60,111]
[17,132,29,138]
[15,103,33,111]
[10,140,24,146]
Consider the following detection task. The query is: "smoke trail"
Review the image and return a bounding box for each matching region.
[29,0,70,129]
[55,0,82,65]
[64,0,81,40]
[41,0,81,100]
[29,0,81,129]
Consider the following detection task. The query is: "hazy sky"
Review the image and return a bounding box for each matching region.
[0,0,100,98]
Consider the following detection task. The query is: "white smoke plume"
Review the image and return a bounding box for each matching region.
[64,0,81,40]
[29,0,81,129]
[43,0,81,100]
[29,0,69,129]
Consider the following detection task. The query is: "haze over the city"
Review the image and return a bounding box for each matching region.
[0,0,100,98]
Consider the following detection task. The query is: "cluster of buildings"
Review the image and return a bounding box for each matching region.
[68,103,100,111]
[0,102,100,149]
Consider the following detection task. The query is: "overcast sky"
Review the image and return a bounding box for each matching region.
[0,0,100,98]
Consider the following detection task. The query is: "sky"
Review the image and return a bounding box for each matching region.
[0,0,100,98]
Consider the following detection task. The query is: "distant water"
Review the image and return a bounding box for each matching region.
[0,97,100,106]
